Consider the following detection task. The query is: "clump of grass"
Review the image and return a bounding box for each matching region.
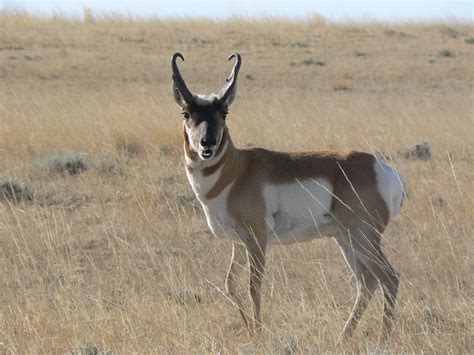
[439,49,455,57]
[464,37,474,44]
[96,156,123,176]
[353,50,368,57]
[291,58,326,66]
[304,58,326,66]
[331,79,351,91]
[400,141,431,160]
[176,37,211,47]
[440,26,461,38]
[0,179,33,202]
[71,343,104,355]
[383,29,415,38]
[40,152,88,175]
[175,193,199,208]
[116,139,144,158]
[431,195,447,207]
[291,41,310,48]
[165,288,203,306]
[384,29,397,37]
[421,302,457,334]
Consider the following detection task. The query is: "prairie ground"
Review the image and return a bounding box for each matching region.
[0,11,473,353]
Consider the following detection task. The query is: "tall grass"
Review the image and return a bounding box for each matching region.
[0,12,472,352]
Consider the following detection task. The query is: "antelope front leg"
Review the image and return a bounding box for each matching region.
[225,242,251,333]
[247,240,267,336]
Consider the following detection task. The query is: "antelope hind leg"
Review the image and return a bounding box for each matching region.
[336,233,379,342]
[342,227,400,341]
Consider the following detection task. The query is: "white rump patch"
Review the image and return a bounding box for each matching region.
[373,161,405,220]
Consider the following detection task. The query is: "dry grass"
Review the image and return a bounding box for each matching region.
[0,11,473,353]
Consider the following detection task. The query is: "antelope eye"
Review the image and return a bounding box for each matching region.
[222,113,228,120]
[182,112,190,119]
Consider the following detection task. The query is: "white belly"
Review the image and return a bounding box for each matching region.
[188,169,338,244]
[265,178,338,245]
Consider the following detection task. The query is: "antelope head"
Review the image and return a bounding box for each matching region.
[172,53,241,161]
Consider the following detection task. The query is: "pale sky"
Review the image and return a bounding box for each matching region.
[2,0,473,21]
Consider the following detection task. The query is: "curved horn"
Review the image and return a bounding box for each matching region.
[218,53,241,105]
[171,53,194,105]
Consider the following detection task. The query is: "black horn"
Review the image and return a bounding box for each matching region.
[218,53,241,105]
[172,53,194,105]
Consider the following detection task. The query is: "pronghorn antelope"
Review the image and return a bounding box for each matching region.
[171,52,405,340]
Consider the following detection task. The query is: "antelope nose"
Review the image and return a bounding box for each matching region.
[200,137,216,147]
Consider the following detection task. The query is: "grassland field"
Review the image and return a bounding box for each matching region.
[0,11,473,353]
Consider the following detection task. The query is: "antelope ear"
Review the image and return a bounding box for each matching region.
[219,82,237,107]
[171,53,194,109]
[172,80,186,109]
[218,53,241,107]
